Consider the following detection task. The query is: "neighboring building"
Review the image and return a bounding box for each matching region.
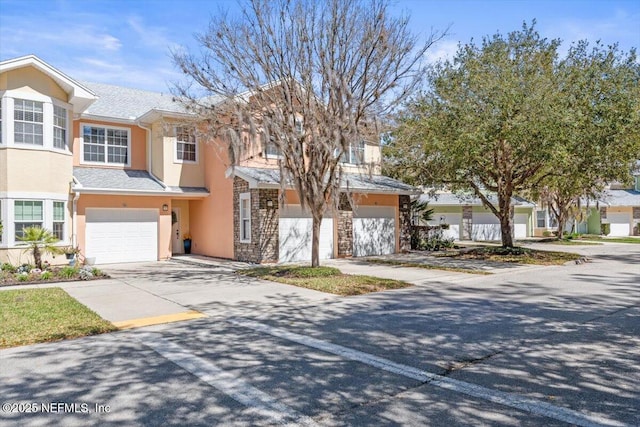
[0,55,416,265]
[415,192,535,241]
[533,167,640,237]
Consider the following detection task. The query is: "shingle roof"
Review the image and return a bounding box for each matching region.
[81,82,189,121]
[229,166,419,194]
[600,190,640,207]
[73,167,166,192]
[418,192,535,207]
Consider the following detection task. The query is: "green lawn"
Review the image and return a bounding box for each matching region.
[241,266,411,296]
[579,235,640,244]
[364,259,492,274]
[439,246,582,265]
[537,238,602,246]
[0,288,116,348]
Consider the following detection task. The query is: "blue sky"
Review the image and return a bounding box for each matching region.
[1,0,638,92]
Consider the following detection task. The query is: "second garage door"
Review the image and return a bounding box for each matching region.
[353,206,396,257]
[279,205,334,263]
[85,208,158,264]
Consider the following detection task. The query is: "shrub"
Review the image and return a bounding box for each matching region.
[60,266,78,279]
[1,263,16,273]
[17,273,29,282]
[542,231,552,237]
[600,223,611,236]
[40,271,53,280]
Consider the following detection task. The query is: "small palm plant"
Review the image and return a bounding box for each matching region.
[17,226,62,270]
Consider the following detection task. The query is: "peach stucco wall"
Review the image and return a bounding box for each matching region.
[2,149,72,194]
[188,139,235,259]
[72,119,147,170]
[75,194,172,260]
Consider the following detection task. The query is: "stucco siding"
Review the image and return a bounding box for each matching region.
[4,149,72,194]
[0,67,68,101]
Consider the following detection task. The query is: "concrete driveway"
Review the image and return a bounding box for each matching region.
[1,243,638,426]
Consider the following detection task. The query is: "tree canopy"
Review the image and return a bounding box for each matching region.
[385,22,640,247]
[173,0,444,265]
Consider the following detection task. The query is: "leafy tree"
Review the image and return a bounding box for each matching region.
[173,0,445,266]
[532,42,640,237]
[17,226,61,270]
[386,22,560,247]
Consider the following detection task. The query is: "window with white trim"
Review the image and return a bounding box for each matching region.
[536,210,546,228]
[175,126,196,162]
[14,99,44,145]
[53,105,67,149]
[339,141,365,165]
[14,200,43,240]
[239,193,251,243]
[262,133,282,158]
[53,201,65,240]
[82,125,129,165]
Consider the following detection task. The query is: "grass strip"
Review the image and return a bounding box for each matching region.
[241,266,411,296]
[0,288,116,348]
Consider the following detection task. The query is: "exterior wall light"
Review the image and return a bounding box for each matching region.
[162,204,169,211]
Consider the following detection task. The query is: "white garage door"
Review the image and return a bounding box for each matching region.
[514,213,529,239]
[429,213,462,240]
[279,205,334,263]
[607,213,631,237]
[353,206,396,257]
[472,212,501,241]
[85,208,158,264]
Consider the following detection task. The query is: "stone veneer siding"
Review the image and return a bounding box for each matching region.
[337,194,353,257]
[398,195,412,252]
[462,205,473,240]
[233,177,279,263]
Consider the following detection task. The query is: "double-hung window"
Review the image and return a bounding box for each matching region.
[82,125,129,165]
[262,133,281,158]
[176,127,197,162]
[53,105,67,149]
[536,210,546,228]
[340,141,365,165]
[14,201,43,240]
[14,99,44,145]
[239,193,251,243]
[53,202,65,240]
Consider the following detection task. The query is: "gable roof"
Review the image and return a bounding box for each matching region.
[0,55,97,113]
[227,166,419,195]
[599,189,640,207]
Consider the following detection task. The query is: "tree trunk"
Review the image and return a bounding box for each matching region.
[33,245,42,270]
[498,192,514,248]
[311,214,322,267]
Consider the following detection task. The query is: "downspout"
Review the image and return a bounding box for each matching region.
[70,177,80,247]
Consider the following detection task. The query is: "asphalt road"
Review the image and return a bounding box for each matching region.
[1,243,638,426]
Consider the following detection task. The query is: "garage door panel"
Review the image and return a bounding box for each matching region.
[428,213,461,240]
[279,207,333,263]
[606,213,631,236]
[472,212,501,241]
[353,206,396,257]
[514,213,529,239]
[86,208,158,264]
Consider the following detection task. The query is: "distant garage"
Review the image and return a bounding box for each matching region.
[85,208,158,264]
[353,206,396,256]
[606,212,631,237]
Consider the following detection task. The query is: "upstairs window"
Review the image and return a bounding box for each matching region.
[14,99,44,145]
[82,125,130,165]
[14,200,43,240]
[53,105,67,149]
[262,133,282,158]
[175,126,197,162]
[340,141,365,165]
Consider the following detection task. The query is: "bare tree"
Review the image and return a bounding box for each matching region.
[173,0,445,266]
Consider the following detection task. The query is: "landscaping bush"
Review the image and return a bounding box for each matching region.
[601,223,611,236]
[542,230,552,237]
[59,266,78,279]
[1,263,16,273]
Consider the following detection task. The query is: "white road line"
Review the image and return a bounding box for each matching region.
[229,318,626,427]
[140,333,318,427]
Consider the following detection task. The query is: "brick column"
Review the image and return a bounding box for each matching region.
[337,194,353,257]
[398,195,412,252]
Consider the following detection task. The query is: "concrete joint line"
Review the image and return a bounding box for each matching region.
[139,333,318,427]
[229,318,625,427]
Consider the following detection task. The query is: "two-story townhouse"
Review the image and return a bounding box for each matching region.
[1,55,416,265]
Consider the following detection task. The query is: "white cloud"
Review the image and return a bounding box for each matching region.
[424,39,459,64]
